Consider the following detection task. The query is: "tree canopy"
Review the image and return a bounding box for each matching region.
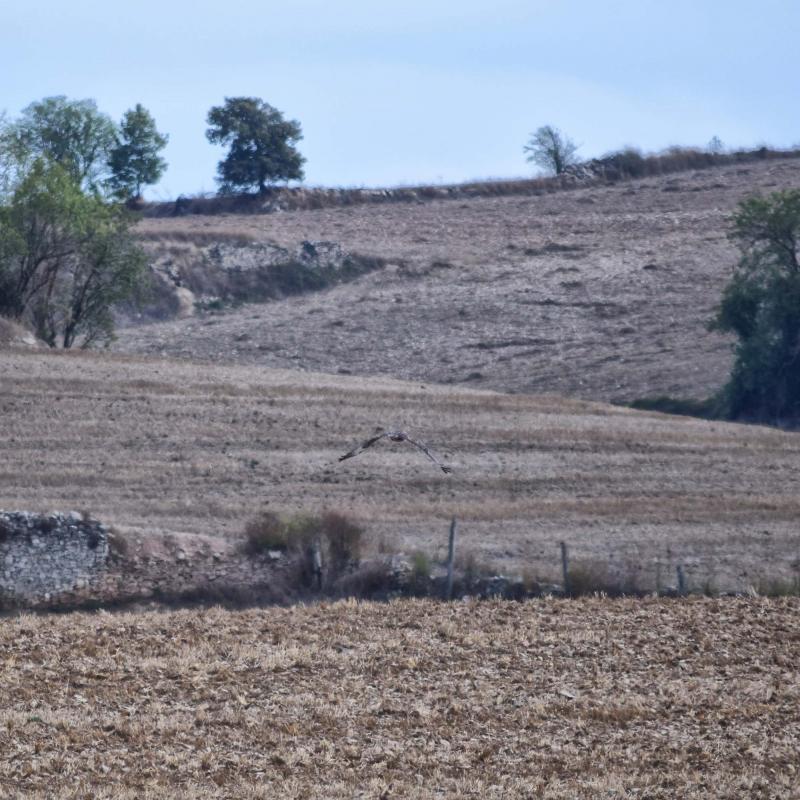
[0,159,147,348]
[206,97,305,194]
[524,125,579,175]
[108,104,169,201]
[711,190,800,423]
[2,96,117,193]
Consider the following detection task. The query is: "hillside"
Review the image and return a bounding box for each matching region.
[117,157,800,403]
[3,348,800,593]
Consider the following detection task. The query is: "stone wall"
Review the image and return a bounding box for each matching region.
[0,511,541,610]
[0,510,292,610]
[0,511,109,606]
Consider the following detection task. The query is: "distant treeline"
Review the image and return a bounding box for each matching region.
[139,145,800,218]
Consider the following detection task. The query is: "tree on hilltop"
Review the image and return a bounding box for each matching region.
[205,97,305,194]
[524,125,579,175]
[108,104,169,201]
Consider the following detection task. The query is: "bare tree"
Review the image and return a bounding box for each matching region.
[524,125,579,175]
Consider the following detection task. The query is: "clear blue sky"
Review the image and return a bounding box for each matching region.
[3,0,797,198]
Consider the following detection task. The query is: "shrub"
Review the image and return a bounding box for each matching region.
[243,511,287,553]
[409,551,432,593]
[566,561,644,597]
[332,560,394,599]
[242,510,363,591]
[629,395,717,419]
[601,147,646,179]
[321,511,363,573]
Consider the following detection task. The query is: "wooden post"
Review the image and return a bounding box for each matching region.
[676,564,687,596]
[560,541,570,596]
[312,539,323,590]
[446,517,457,600]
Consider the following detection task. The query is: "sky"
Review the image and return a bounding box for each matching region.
[2,0,798,198]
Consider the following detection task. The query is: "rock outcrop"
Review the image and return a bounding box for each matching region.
[136,239,386,322]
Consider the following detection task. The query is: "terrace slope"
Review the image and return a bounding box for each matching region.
[2,348,799,592]
[118,157,800,403]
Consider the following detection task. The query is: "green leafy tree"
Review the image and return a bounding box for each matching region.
[3,96,117,193]
[0,159,147,347]
[711,190,800,422]
[206,97,305,194]
[108,104,169,201]
[524,125,579,175]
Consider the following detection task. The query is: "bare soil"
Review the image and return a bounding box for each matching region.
[3,348,799,593]
[0,597,797,798]
[120,157,800,403]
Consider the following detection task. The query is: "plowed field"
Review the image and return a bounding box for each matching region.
[0,597,797,798]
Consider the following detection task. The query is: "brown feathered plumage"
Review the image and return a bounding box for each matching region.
[338,431,452,473]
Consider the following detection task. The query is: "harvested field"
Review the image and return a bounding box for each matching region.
[0,597,797,798]
[2,348,800,593]
[119,157,800,404]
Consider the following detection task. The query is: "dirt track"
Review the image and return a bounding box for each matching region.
[3,348,799,592]
[120,157,800,404]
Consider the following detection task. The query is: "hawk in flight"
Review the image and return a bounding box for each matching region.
[338,431,453,473]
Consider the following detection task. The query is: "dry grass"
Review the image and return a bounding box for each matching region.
[2,348,800,593]
[0,597,797,798]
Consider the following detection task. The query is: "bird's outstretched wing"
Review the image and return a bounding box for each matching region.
[338,430,453,473]
[403,435,453,473]
[338,432,391,462]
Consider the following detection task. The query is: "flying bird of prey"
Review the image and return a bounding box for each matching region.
[338,430,453,473]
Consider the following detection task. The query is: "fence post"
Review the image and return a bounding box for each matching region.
[560,541,570,596]
[446,517,457,600]
[676,564,687,596]
[310,538,323,590]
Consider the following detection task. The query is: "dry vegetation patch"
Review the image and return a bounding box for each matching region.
[0,597,797,798]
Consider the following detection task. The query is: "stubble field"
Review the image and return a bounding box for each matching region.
[3,347,799,592]
[0,597,797,798]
